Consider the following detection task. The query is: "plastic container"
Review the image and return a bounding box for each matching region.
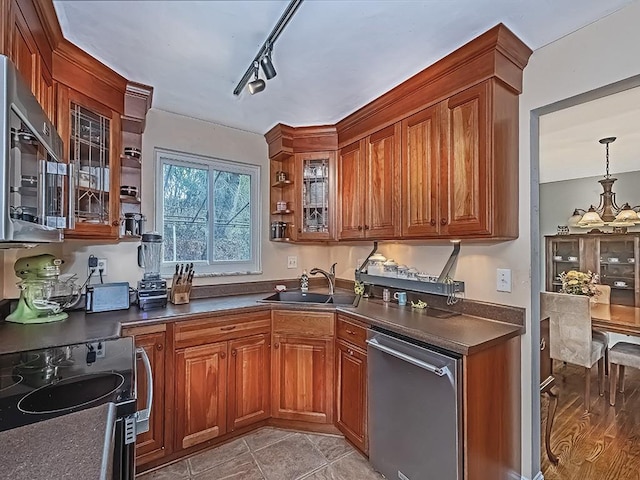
[383,259,398,278]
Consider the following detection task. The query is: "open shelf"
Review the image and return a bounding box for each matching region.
[271,180,293,188]
[120,195,141,204]
[271,210,294,215]
[357,273,464,296]
[121,155,142,169]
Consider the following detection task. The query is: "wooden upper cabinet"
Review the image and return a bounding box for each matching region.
[337,140,365,240]
[227,333,271,431]
[8,1,37,95]
[365,124,401,238]
[338,125,401,241]
[57,85,121,239]
[175,342,228,449]
[401,104,442,237]
[443,81,490,236]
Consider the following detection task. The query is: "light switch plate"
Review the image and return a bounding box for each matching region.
[287,256,298,269]
[497,268,512,293]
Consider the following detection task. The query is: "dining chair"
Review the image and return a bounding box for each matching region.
[541,292,606,411]
[608,341,640,406]
[591,284,611,373]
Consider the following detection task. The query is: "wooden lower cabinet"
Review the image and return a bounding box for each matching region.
[227,334,271,431]
[175,342,228,449]
[122,327,169,469]
[335,339,367,453]
[271,333,334,423]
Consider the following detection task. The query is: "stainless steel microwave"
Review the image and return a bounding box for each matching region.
[0,55,73,246]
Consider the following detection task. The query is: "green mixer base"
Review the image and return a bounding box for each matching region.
[5,298,68,324]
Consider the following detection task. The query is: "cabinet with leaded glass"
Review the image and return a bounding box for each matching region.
[295,151,336,241]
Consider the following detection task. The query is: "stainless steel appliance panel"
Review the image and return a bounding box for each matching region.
[0,55,70,245]
[367,328,462,480]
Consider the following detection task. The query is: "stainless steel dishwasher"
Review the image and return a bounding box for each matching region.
[367,328,462,480]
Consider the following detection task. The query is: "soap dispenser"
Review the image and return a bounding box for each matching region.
[300,270,309,293]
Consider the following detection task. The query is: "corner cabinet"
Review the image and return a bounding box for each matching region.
[265,125,338,243]
[546,234,640,306]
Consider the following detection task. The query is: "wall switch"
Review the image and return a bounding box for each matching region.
[497,268,512,293]
[287,256,298,269]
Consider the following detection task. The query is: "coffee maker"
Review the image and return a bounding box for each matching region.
[137,232,167,310]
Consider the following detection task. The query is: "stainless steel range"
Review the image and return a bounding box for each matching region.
[0,337,152,480]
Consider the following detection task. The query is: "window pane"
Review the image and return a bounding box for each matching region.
[162,163,208,262]
[212,170,251,262]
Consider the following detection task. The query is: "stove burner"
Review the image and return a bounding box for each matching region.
[17,372,125,415]
[0,374,23,393]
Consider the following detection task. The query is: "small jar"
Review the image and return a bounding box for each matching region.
[368,253,387,276]
[383,259,398,278]
[407,267,419,280]
[397,265,408,279]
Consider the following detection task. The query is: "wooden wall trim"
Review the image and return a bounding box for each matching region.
[53,39,126,113]
[335,23,532,147]
[29,0,63,50]
[265,123,338,157]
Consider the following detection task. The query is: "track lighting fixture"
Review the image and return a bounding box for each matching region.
[260,44,277,80]
[233,0,303,96]
[247,62,266,95]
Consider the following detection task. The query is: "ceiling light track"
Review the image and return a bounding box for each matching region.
[233,0,304,96]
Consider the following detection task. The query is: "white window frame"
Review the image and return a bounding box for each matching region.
[155,148,261,277]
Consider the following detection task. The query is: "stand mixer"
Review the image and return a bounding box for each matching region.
[6,254,81,324]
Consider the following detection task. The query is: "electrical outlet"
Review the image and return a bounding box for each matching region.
[497,268,512,293]
[88,258,108,276]
[287,256,298,269]
[89,342,105,358]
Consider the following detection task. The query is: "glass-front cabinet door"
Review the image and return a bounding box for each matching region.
[598,237,637,306]
[295,152,335,241]
[545,236,584,292]
[58,87,120,239]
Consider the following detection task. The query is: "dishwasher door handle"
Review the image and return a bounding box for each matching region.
[366,338,449,377]
[135,346,153,435]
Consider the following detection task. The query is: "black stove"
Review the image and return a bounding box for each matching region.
[0,337,137,479]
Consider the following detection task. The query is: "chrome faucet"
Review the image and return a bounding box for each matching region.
[310,263,337,295]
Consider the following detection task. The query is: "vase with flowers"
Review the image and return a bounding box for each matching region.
[558,270,600,297]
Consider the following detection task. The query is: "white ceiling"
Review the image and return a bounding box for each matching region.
[539,86,640,184]
[53,0,637,135]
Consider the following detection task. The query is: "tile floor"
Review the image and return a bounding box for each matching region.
[138,428,384,480]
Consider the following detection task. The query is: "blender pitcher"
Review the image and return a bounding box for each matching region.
[138,232,163,280]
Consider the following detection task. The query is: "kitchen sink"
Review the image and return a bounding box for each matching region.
[261,291,358,306]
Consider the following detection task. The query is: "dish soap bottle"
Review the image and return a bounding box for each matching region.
[300,270,309,293]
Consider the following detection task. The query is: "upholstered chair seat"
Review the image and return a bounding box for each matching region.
[609,341,640,406]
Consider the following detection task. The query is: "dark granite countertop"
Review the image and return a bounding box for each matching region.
[0,289,522,357]
[337,298,523,355]
[0,402,116,480]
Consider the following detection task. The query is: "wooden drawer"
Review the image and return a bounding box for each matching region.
[336,315,368,350]
[272,310,334,337]
[174,310,271,349]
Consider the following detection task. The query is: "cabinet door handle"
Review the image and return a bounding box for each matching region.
[348,349,354,356]
[345,329,356,336]
[540,338,546,351]
[274,342,280,349]
[298,228,302,233]
[440,218,447,226]
[231,349,237,357]
[220,325,236,331]
[220,351,226,359]
[357,226,363,231]
[156,343,163,351]
[364,225,370,230]
[112,220,120,227]
[430,219,436,226]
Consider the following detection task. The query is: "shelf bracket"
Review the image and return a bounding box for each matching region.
[355,241,379,281]
[437,240,461,283]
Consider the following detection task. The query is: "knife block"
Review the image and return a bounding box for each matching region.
[170,284,192,305]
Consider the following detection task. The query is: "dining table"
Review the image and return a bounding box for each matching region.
[590,303,640,336]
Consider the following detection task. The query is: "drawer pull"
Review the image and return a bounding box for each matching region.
[345,329,356,336]
[231,349,237,357]
[156,343,163,351]
[274,343,280,349]
[220,326,237,331]
[220,351,226,359]
[348,349,354,356]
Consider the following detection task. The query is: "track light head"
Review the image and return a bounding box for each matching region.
[247,62,266,95]
[260,50,277,80]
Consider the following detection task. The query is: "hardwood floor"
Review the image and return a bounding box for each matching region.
[542,362,640,480]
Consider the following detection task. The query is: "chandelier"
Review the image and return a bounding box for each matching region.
[568,137,640,231]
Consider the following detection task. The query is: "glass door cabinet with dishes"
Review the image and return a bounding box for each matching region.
[546,234,640,306]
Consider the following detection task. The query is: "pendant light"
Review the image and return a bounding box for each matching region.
[247,62,266,95]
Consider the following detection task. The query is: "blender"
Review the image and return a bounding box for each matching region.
[137,232,167,310]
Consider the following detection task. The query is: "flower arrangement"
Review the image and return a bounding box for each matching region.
[559,270,600,297]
